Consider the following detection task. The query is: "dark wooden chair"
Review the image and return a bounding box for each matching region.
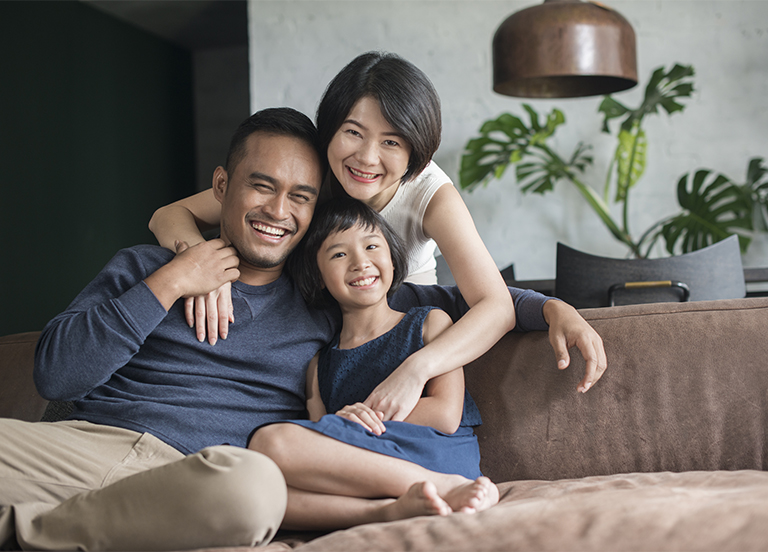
[555,235,746,308]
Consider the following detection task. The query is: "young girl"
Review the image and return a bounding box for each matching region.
[149,51,519,420]
[248,197,499,529]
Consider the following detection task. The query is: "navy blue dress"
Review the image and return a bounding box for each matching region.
[288,306,484,480]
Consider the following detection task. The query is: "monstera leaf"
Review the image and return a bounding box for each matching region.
[612,125,647,202]
[459,105,566,191]
[661,169,753,254]
[599,64,694,205]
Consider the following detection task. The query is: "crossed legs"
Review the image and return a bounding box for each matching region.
[248,423,499,530]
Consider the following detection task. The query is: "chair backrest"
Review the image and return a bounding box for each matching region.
[555,235,746,308]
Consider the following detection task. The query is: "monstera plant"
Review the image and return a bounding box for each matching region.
[460,63,768,258]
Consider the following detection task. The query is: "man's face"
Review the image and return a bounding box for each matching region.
[213,132,323,285]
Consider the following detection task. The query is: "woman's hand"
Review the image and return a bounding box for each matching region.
[363,364,426,422]
[175,241,234,345]
[336,403,387,435]
[542,299,608,392]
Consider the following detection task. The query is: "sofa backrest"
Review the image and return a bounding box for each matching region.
[0,331,48,422]
[466,297,768,482]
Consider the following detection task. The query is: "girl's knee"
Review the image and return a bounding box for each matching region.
[247,423,300,462]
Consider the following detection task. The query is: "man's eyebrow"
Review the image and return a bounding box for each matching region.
[247,171,277,184]
[294,184,319,197]
[247,173,319,196]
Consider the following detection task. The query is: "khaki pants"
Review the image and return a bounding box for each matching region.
[0,419,287,551]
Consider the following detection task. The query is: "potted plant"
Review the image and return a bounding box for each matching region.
[460,63,768,258]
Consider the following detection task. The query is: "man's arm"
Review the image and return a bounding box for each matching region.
[34,241,239,400]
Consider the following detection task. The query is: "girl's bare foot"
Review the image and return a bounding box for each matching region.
[382,481,452,521]
[442,476,499,514]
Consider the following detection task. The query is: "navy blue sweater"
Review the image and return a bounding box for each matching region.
[35,245,549,454]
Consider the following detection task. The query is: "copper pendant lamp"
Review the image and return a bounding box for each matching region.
[493,0,638,98]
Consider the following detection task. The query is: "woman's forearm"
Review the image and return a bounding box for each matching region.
[149,189,222,251]
[400,294,515,383]
[149,205,208,250]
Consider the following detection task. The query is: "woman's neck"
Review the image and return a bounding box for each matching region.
[338,301,405,350]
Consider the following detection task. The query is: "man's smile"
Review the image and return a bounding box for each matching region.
[249,220,292,240]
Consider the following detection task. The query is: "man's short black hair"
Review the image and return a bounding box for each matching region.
[225,107,324,174]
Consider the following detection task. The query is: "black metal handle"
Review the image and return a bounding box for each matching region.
[608,280,690,306]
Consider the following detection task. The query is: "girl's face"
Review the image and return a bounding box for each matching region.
[327,96,412,212]
[316,223,394,309]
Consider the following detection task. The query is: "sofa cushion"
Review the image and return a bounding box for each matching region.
[277,470,768,552]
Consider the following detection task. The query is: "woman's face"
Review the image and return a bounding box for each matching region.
[316,223,394,310]
[327,97,412,212]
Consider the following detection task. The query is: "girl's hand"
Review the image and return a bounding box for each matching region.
[175,241,234,345]
[336,403,386,435]
[363,364,425,422]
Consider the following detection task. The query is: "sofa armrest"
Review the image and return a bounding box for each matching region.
[467,297,768,482]
[0,331,48,422]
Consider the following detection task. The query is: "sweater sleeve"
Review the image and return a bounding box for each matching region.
[389,283,551,332]
[34,247,170,400]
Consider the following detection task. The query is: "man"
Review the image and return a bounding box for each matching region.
[1,108,606,551]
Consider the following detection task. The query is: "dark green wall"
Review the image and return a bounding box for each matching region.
[0,1,195,336]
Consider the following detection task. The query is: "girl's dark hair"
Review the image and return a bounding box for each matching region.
[316,51,442,184]
[289,198,408,308]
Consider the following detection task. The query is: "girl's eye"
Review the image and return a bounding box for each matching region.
[366,244,378,250]
[331,252,346,259]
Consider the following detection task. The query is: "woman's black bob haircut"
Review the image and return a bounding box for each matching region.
[316,51,442,185]
[289,198,409,308]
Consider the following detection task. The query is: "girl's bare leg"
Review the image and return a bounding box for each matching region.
[281,482,451,531]
[249,424,499,514]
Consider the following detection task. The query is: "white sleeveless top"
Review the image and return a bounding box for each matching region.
[380,162,451,284]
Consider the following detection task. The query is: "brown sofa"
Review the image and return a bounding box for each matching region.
[2,297,768,551]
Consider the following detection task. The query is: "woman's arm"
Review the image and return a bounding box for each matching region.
[365,184,515,421]
[148,189,222,250]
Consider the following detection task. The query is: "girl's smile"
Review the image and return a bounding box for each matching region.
[327,96,412,212]
[317,224,394,309]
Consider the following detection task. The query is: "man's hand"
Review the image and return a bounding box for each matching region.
[542,299,607,392]
[145,239,240,313]
[336,403,387,435]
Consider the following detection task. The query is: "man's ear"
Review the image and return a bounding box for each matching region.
[212,166,228,204]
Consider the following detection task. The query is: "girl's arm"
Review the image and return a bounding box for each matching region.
[149,189,230,344]
[401,308,465,434]
[337,309,465,435]
[305,354,327,422]
[365,183,515,421]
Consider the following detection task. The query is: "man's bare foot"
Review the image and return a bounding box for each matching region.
[442,476,499,514]
[382,481,452,521]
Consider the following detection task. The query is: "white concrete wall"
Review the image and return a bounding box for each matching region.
[247,0,768,279]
